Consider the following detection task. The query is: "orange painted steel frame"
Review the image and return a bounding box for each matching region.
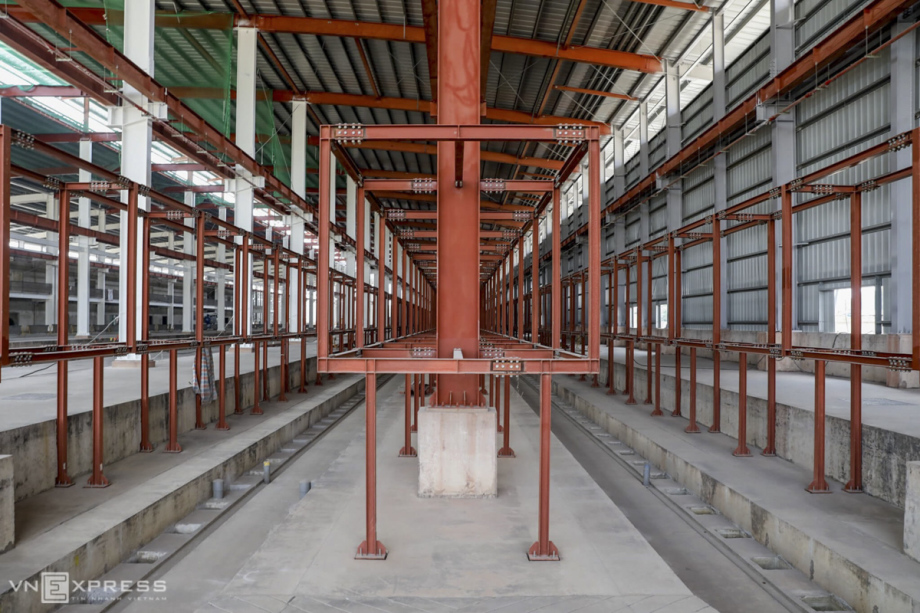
[585,128,920,496]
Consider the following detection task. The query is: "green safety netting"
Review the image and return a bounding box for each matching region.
[4,2,312,198]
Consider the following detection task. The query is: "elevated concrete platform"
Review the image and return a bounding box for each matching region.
[551,369,920,613]
[0,372,361,613]
[176,377,715,613]
[0,341,317,501]
[599,345,920,507]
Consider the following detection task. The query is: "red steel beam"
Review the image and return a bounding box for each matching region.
[553,85,637,101]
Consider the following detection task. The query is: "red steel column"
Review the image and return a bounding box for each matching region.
[378,217,387,342]
[165,348,182,452]
[391,232,399,338]
[56,188,73,486]
[518,239,525,339]
[672,245,683,417]
[846,192,863,492]
[435,0,481,405]
[401,246,407,338]
[86,355,109,487]
[781,186,793,352]
[531,219,540,344]
[588,138,601,364]
[644,254,652,400]
[0,127,9,379]
[194,213,207,429]
[498,374,515,457]
[234,247,244,408]
[807,360,831,493]
[733,352,751,456]
[686,347,700,433]
[317,136,331,363]
[529,372,559,560]
[710,217,722,433]
[399,373,416,457]
[140,214,157,445]
[356,187,366,348]
[356,372,387,558]
[764,216,777,455]
[552,188,561,350]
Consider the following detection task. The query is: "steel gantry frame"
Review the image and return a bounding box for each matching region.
[520,128,920,497]
[0,121,421,487]
[316,122,603,562]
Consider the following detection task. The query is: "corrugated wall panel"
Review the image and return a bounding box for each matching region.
[682,164,714,222]
[649,131,667,170]
[795,0,865,57]
[726,33,770,108]
[682,86,714,145]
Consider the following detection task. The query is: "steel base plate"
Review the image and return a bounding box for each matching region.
[527,541,560,561]
[355,540,388,560]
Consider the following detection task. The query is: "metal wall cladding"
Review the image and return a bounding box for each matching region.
[728,289,769,328]
[727,126,773,209]
[726,33,771,108]
[625,156,642,189]
[626,208,641,247]
[652,256,668,300]
[649,194,669,239]
[682,85,714,145]
[682,163,715,223]
[649,131,668,170]
[795,0,864,56]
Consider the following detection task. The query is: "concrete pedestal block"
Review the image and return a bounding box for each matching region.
[905,461,920,562]
[418,407,497,498]
[0,455,13,553]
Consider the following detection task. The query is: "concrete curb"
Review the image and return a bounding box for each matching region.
[0,375,363,613]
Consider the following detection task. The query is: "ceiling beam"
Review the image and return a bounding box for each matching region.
[10,7,662,74]
[420,0,439,107]
[167,87,611,133]
[630,0,709,11]
[480,0,498,104]
[553,85,637,101]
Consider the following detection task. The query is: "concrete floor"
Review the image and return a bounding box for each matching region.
[121,377,716,613]
[0,340,316,430]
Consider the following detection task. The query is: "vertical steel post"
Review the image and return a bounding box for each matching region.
[356,372,387,559]
[672,246,682,416]
[317,136,331,362]
[165,348,182,452]
[733,352,751,456]
[710,216,721,433]
[913,127,920,369]
[528,372,559,560]
[807,360,831,493]
[86,355,110,487]
[0,127,10,379]
[552,188,561,349]
[532,212,541,344]
[764,216,777,455]
[518,239,525,339]
[496,370,503,432]
[140,213,154,448]
[252,338,263,415]
[651,343,662,416]
[378,217,387,342]
[498,375,515,457]
[686,347,700,433]
[399,373,416,456]
[588,137,601,364]
[194,213,207,429]
[234,247,244,411]
[846,193,863,492]
[781,186,793,352]
[56,188,73,485]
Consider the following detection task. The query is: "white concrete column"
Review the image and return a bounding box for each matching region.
[638,101,649,178]
[889,18,916,333]
[288,99,308,332]
[45,195,59,327]
[771,0,797,333]
[167,279,175,328]
[613,129,625,198]
[665,60,681,157]
[116,0,155,346]
[182,185,195,333]
[712,12,726,120]
[235,26,258,334]
[96,269,106,326]
[76,140,92,337]
[216,207,227,331]
[712,14,729,330]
